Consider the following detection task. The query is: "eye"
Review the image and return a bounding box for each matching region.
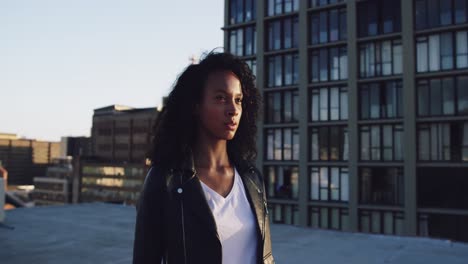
[235,98,243,104]
[215,95,226,101]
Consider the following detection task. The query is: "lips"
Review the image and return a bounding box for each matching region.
[225,121,237,131]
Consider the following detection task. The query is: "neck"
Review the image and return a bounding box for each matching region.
[192,137,230,170]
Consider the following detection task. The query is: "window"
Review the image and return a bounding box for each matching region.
[311,86,348,121]
[265,128,300,161]
[360,124,404,161]
[418,213,468,242]
[267,53,299,87]
[360,167,404,206]
[359,210,404,235]
[229,0,256,24]
[416,77,468,117]
[266,90,299,123]
[310,126,349,161]
[244,59,257,76]
[310,0,346,8]
[309,167,349,202]
[310,7,347,45]
[357,0,401,37]
[415,0,468,30]
[269,203,299,224]
[267,17,299,51]
[310,46,348,82]
[360,81,403,119]
[417,122,468,161]
[267,0,299,16]
[418,167,468,210]
[309,206,350,231]
[229,26,256,57]
[416,31,468,73]
[359,39,402,78]
[265,166,299,199]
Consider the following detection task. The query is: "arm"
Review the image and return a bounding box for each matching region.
[133,167,165,264]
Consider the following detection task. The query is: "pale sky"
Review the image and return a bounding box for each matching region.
[0,0,224,141]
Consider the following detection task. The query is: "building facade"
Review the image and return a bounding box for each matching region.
[224,0,468,242]
[91,105,158,163]
[0,133,61,185]
[32,158,73,206]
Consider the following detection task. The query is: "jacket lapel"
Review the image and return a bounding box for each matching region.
[239,168,265,241]
[179,172,218,236]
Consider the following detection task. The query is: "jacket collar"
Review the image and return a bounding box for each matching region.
[170,151,265,242]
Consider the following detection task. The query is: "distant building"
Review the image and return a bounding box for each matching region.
[60,136,92,158]
[0,133,60,185]
[224,0,468,242]
[91,105,158,163]
[73,104,159,205]
[79,162,146,205]
[32,158,73,206]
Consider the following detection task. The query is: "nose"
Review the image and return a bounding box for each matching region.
[227,101,240,117]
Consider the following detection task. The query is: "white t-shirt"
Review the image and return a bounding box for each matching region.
[200,168,258,264]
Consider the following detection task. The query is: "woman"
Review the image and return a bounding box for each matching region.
[133,52,274,264]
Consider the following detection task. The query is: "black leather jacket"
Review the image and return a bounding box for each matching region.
[132,158,275,264]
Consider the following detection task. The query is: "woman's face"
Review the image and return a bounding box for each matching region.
[196,70,243,141]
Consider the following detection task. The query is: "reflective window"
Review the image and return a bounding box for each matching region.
[415,0,468,30]
[310,126,349,161]
[357,0,401,37]
[269,203,299,224]
[310,86,348,121]
[359,39,402,78]
[265,166,299,199]
[359,210,404,235]
[417,78,464,117]
[265,128,300,161]
[229,0,256,24]
[360,124,404,161]
[267,17,299,51]
[360,167,404,206]
[229,26,256,57]
[309,167,349,202]
[360,81,403,120]
[310,0,346,8]
[267,0,299,16]
[416,31,468,73]
[310,46,348,82]
[417,121,468,161]
[310,7,347,45]
[309,206,350,231]
[244,59,257,76]
[267,53,299,87]
[265,89,299,123]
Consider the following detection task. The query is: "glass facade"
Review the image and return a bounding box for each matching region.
[225,0,468,242]
[80,164,146,205]
[359,39,402,78]
[310,7,347,44]
[357,0,401,37]
[265,165,299,199]
[416,31,468,73]
[360,167,404,205]
[415,0,468,30]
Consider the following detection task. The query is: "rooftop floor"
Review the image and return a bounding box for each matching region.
[1,203,467,264]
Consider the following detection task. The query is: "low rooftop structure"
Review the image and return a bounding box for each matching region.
[1,203,467,263]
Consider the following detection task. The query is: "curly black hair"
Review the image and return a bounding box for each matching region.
[148,52,261,168]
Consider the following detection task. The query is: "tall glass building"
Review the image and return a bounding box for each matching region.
[223,0,468,242]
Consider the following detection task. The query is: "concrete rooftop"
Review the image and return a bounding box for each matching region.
[1,203,468,264]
